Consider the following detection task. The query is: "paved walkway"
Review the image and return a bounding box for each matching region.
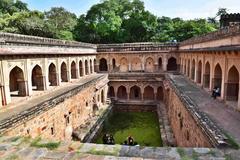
[170,74,240,144]
[0,74,104,122]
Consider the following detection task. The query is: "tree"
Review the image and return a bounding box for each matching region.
[0,0,28,15]
[45,7,77,40]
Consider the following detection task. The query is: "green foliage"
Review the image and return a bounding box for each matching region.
[31,137,61,150]
[225,133,240,149]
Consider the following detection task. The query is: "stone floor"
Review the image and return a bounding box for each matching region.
[169,74,240,144]
[0,74,103,122]
[0,136,237,160]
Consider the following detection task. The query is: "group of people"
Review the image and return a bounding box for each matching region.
[102,134,138,146]
[212,86,221,99]
[102,133,115,145]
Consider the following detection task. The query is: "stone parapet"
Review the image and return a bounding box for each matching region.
[180,25,240,46]
[97,42,178,52]
[0,32,96,48]
[165,74,228,148]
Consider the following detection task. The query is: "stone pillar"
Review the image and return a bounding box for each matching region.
[88,60,91,75]
[67,58,71,82]
[154,63,158,72]
[26,59,32,96]
[154,92,157,101]
[128,62,131,72]
[82,60,86,76]
[43,58,49,90]
[57,59,62,86]
[194,65,197,82]
[76,60,80,79]
[163,56,167,71]
[127,92,130,101]
[142,63,145,72]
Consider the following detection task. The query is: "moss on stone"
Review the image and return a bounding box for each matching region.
[30,137,60,150]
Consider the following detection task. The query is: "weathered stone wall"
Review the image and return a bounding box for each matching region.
[165,87,212,148]
[3,77,108,141]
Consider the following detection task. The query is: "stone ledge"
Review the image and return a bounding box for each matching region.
[0,136,237,160]
[165,74,228,148]
[0,32,97,49]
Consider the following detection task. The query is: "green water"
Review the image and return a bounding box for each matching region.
[95,112,162,147]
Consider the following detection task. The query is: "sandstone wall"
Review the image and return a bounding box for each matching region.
[4,78,108,141]
[165,88,212,148]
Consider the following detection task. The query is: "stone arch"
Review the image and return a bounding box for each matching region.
[9,66,26,96]
[117,86,127,99]
[145,57,154,72]
[167,57,177,71]
[213,63,222,90]
[130,85,141,100]
[71,61,77,79]
[61,62,68,82]
[157,86,164,101]
[131,57,142,72]
[204,62,210,88]
[158,57,162,70]
[99,58,108,71]
[226,66,239,101]
[191,59,196,80]
[143,86,154,100]
[197,60,202,83]
[85,60,89,75]
[31,65,44,90]
[90,59,93,74]
[119,57,128,72]
[49,63,57,86]
[108,86,115,98]
[79,60,83,77]
[112,58,116,70]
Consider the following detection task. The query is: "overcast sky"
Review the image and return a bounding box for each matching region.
[22,0,240,19]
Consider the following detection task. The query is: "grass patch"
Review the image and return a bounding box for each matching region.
[207,149,216,156]
[177,148,192,160]
[225,133,240,149]
[87,148,118,156]
[225,154,233,160]
[30,137,60,150]
[95,112,162,147]
[11,136,21,142]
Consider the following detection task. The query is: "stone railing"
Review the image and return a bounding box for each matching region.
[0,32,97,48]
[97,42,178,52]
[180,25,240,46]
